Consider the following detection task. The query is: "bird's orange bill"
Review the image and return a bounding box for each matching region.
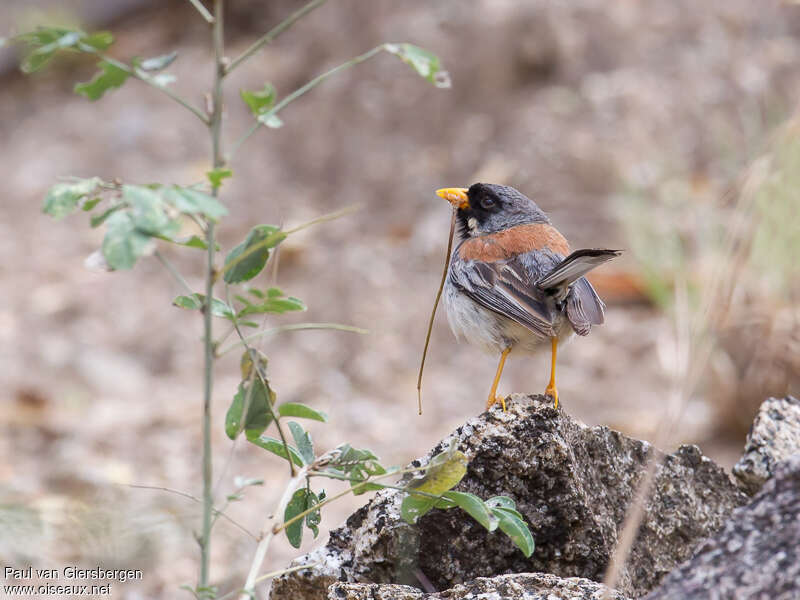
[436,187,469,210]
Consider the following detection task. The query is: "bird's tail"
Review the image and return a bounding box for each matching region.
[535,249,621,291]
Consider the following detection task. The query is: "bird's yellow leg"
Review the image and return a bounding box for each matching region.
[545,337,559,409]
[487,347,512,411]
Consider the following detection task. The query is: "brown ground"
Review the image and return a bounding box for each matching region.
[1,1,799,597]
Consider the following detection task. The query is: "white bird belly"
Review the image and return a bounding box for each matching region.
[443,280,573,355]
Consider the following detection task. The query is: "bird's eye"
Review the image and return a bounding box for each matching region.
[480,196,496,209]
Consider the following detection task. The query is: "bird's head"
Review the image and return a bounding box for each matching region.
[436,183,549,238]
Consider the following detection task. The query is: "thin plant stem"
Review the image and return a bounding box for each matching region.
[154,250,194,295]
[217,562,320,600]
[417,209,456,414]
[225,0,328,75]
[125,484,256,541]
[97,54,208,124]
[277,465,433,534]
[227,45,385,160]
[187,0,214,23]
[198,0,225,589]
[225,285,297,477]
[214,205,358,283]
[216,323,368,357]
[238,467,309,600]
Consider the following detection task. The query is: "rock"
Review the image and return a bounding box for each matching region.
[271,395,747,599]
[645,453,800,600]
[732,395,800,495]
[328,573,630,600]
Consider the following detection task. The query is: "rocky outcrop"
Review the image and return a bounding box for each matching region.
[271,395,747,599]
[328,573,630,600]
[732,395,800,495]
[646,453,800,600]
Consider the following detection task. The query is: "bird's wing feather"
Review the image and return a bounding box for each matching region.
[535,249,621,291]
[449,253,557,338]
[565,276,605,336]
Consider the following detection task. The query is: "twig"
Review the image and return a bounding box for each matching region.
[216,323,368,357]
[238,468,309,600]
[225,285,297,477]
[227,45,385,159]
[125,484,256,541]
[186,0,214,23]
[154,250,194,295]
[216,562,320,600]
[417,208,456,414]
[214,205,357,282]
[97,55,208,124]
[225,0,328,75]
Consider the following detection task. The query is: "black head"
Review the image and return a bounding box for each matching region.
[439,183,549,238]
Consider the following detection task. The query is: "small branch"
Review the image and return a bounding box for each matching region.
[227,45,384,159]
[187,0,214,23]
[225,285,296,477]
[214,205,358,283]
[216,323,368,357]
[238,468,309,600]
[278,465,432,534]
[125,484,257,541]
[217,562,320,600]
[283,204,362,234]
[98,55,209,124]
[225,0,328,75]
[155,250,194,295]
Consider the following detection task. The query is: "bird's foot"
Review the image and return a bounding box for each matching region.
[486,394,507,412]
[545,385,559,409]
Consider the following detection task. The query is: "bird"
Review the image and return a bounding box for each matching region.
[436,183,620,411]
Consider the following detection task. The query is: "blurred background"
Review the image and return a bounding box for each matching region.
[1,0,799,597]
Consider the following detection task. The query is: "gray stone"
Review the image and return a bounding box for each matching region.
[732,395,800,495]
[646,453,800,600]
[272,395,747,599]
[328,573,630,600]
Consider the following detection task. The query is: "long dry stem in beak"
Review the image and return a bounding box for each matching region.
[417,208,457,415]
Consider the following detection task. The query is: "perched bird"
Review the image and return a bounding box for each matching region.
[437,183,620,411]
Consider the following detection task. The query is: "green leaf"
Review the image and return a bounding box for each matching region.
[383,43,451,88]
[43,177,103,219]
[102,211,152,270]
[305,490,321,538]
[81,197,102,211]
[225,380,274,440]
[401,447,469,524]
[223,225,286,284]
[443,491,498,531]
[207,168,233,190]
[74,60,130,100]
[257,113,284,129]
[233,476,264,489]
[249,435,304,466]
[79,31,114,52]
[284,489,309,548]
[90,204,123,227]
[171,234,209,250]
[491,507,535,557]
[172,293,235,320]
[136,51,178,71]
[288,421,314,465]
[485,496,518,512]
[238,288,306,316]
[241,84,276,116]
[123,184,180,237]
[162,186,228,221]
[15,27,83,73]
[277,402,328,423]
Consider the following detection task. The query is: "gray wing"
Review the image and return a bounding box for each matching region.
[449,252,559,338]
[565,276,605,336]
